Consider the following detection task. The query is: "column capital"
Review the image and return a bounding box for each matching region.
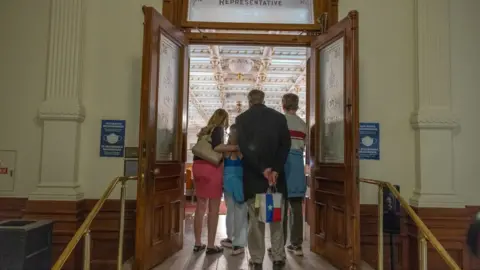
[410,108,459,130]
[39,99,85,122]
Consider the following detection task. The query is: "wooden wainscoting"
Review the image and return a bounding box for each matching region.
[360,204,408,270]
[360,204,480,270]
[0,197,27,220]
[0,197,136,270]
[24,200,85,270]
[84,199,136,270]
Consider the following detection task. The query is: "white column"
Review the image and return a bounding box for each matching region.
[409,0,463,208]
[29,0,85,201]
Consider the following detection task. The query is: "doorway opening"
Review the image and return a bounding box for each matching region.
[184,44,308,217]
[172,45,323,270]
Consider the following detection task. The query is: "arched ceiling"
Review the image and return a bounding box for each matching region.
[188,45,307,130]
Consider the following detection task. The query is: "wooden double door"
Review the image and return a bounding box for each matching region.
[134,6,360,270]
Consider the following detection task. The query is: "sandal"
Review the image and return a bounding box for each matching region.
[193,244,206,252]
[206,245,224,255]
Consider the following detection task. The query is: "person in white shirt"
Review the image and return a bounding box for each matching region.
[281,93,307,256]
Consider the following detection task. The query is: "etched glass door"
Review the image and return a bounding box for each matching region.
[135,6,189,270]
[309,11,360,270]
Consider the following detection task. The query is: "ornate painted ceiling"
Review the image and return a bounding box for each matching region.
[188,45,308,131]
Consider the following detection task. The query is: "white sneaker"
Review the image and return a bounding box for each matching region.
[220,238,233,248]
[231,246,245,255]
[286,244,303,256]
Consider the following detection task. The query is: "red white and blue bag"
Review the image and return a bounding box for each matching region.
[255,186,283,223]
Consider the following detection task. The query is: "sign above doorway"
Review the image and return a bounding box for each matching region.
[187,0,314,25]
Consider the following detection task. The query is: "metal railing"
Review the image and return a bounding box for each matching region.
[360,178,461,270]
[51,176,137,270]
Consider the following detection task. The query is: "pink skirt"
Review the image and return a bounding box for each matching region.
[192,160,223,199]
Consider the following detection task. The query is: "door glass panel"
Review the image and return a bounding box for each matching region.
[318,37,344,163]
[156,33,180,161]
[188,0,314,24]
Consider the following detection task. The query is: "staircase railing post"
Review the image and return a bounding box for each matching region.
[83,230,92,270]
[419,233,428,270]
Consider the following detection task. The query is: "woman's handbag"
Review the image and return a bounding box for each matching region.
[191,128,223,166]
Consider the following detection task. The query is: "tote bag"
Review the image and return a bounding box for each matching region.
[191,128,222,166]
[255,186,283,223]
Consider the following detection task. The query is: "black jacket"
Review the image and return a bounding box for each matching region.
[235,104,291,201]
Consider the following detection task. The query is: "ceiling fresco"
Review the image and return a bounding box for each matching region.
[188,45,308,131]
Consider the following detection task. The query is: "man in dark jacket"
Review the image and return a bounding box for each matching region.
[235,89,291,267]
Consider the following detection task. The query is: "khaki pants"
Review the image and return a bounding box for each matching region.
[246,198,286,263]
[283,198,304,246]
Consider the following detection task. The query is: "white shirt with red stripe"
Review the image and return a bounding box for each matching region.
[284,113,307,151]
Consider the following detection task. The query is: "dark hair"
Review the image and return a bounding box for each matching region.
[227,124,237,144]
[248,89,265,105]
[282,93,299,111]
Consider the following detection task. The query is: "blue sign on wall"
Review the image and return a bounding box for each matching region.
[359,122,380,160]
[100,120,126,157]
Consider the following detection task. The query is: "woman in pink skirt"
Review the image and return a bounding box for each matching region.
[192,108,229,255]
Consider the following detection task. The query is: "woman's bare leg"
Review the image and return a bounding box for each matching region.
[194,197,208,246]
[207,198,221,248]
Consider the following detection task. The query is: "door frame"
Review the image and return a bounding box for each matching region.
[186,32,314,46]
[135,4,361,269]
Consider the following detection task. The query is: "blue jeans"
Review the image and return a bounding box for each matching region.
[225,192,248,247]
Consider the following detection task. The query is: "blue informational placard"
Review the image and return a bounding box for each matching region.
[100,120,126,157]
[359,122,380,160]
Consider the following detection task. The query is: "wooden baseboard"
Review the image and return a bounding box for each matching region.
[3,198,480,269]
[0,197,136,270]
[360,204,480,270]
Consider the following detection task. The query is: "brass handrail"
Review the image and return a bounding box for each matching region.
[360,178,462,270]
[52,176,137,270]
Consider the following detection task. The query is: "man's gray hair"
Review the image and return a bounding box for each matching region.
[248,89,265,105]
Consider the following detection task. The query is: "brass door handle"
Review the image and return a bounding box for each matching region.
[140,169,159,191]
[140,173,145,190]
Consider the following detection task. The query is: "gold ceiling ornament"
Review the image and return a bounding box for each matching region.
[228,58,254,80]
[210,56,220,66]
[214,72,223,81]
[258,72,267,82]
